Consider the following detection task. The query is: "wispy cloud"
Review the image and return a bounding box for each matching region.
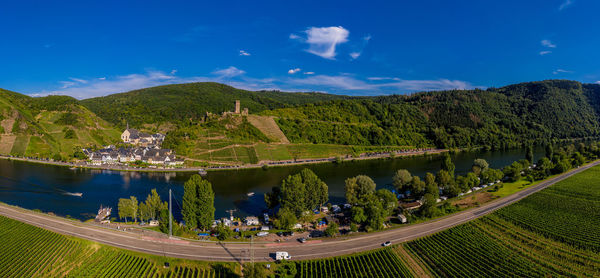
[350,52,361,59]
[541,39,556,48]
[288,74,474,94]
[304,72,315,75]
[213,66,246,78]
[288,68,301,74]
[349,35,372,60]
[553,69,573,74]
[559,0,573,11]
[291,26,350,59]
[239,50,251,56]
[539,50,552,56]
[170,69,178,75]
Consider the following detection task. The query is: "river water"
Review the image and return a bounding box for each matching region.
[0,147,544,220]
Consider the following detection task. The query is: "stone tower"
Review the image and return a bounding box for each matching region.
[235,100,241,114]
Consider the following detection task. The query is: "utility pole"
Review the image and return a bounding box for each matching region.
[226,209,237,221]
[169,188,172,238]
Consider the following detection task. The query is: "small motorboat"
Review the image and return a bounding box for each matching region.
[198,169,208,176]
[247,192,255,197]
[65,192,83,197]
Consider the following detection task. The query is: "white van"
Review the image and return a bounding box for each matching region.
[275,251,291,260]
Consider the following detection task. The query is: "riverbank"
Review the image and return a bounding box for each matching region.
[1,159,597,262]
[0,148,447,173]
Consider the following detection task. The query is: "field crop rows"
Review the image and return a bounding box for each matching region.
[495,166,600,252]
[404,165,600,277]
[295,248,414,278]
[0,215,236,277]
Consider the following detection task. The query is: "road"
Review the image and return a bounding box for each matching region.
[1,160,598,262]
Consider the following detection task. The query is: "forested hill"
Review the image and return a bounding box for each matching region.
[264,80,600,149]
[80,82,346,128]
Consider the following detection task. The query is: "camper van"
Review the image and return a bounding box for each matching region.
[275,251,291,260]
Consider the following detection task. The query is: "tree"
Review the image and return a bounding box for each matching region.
[441,153,455,176]
[345,175,376,204]
[546,144,554,160]
[481,168,503,184]
[300,168,328,210]
[420,193,438,218]
[392,169,412,192]
[215,223,232,241]
[264,186,280,210]
[435,170,453,189]
[181,175,215,230]
[472,159,489,175]
[324,222,339,237]
[536,157,552,176]
[572,152,585,167]
[350,206,367,224]
[138,202,150,222]
[526,145,534,164]
[408,176,426,198]
[274,208,297,230]
[275,262,297,278]
[196,176,215,230]
[145,189,163,220]
[280,174,307,216]
[118,198,131,223]
[503,161,523,182]
[182,176,198,229]
[376,189,398,217]
[129,196,138,223]
[424,172,439,198]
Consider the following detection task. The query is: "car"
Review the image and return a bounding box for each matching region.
[382,241,392,247]
[297,238,307,243]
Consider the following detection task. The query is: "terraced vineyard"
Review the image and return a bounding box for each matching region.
[295,248,414,278]
[0,215,237,277]
[404,165,600,277]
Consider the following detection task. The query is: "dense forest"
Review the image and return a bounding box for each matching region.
[264,80,600,149]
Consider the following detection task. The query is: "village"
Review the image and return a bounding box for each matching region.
[83,126,184,167]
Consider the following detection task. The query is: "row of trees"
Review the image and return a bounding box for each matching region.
[345,175,397,231]
[182,175,215,231]
[117,189,167,223]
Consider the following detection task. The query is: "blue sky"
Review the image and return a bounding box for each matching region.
[1,0,599,98]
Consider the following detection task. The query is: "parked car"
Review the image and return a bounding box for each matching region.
[298,238,307,243]
[382,241,392,247]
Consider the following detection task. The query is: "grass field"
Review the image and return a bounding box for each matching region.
[0,215,238,277]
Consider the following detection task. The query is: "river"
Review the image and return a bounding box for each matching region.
[0,147,544,221]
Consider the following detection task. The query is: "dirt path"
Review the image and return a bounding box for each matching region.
[395,245,432,278]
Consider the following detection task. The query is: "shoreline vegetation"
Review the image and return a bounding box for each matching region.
[0,148,447,173]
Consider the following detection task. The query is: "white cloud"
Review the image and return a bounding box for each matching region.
[98,77,106,80]
[288,74,473,93]
[213,66,246,78]
[559,0,573,11]
[363,35,372,42]
[291,26,350,59]
[288,68,301,74]
[170,69,178,75]
[304,72,315,75]
[553,69,573,74]
[539,50,552,56]
[541,39,556,48]
[239,50,251,56]
[596,81,600,84]
[350,52,361,59]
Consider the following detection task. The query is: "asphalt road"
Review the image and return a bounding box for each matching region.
[1,160,598,262]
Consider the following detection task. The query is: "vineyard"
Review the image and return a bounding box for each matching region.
[0,215,237,277]
[294,248,414,278]
[403,165,600,277]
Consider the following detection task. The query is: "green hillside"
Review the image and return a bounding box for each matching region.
[264,80,600,150]
[80,82,346,129]
[0,89,120,159]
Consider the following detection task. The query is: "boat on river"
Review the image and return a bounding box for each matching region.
[65,192,83,197]
[247,192,255,197]
[198,169,208,176]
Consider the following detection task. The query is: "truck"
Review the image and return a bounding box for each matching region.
[275,251,291,260]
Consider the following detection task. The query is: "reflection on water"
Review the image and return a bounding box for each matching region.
[0,147,544,220]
